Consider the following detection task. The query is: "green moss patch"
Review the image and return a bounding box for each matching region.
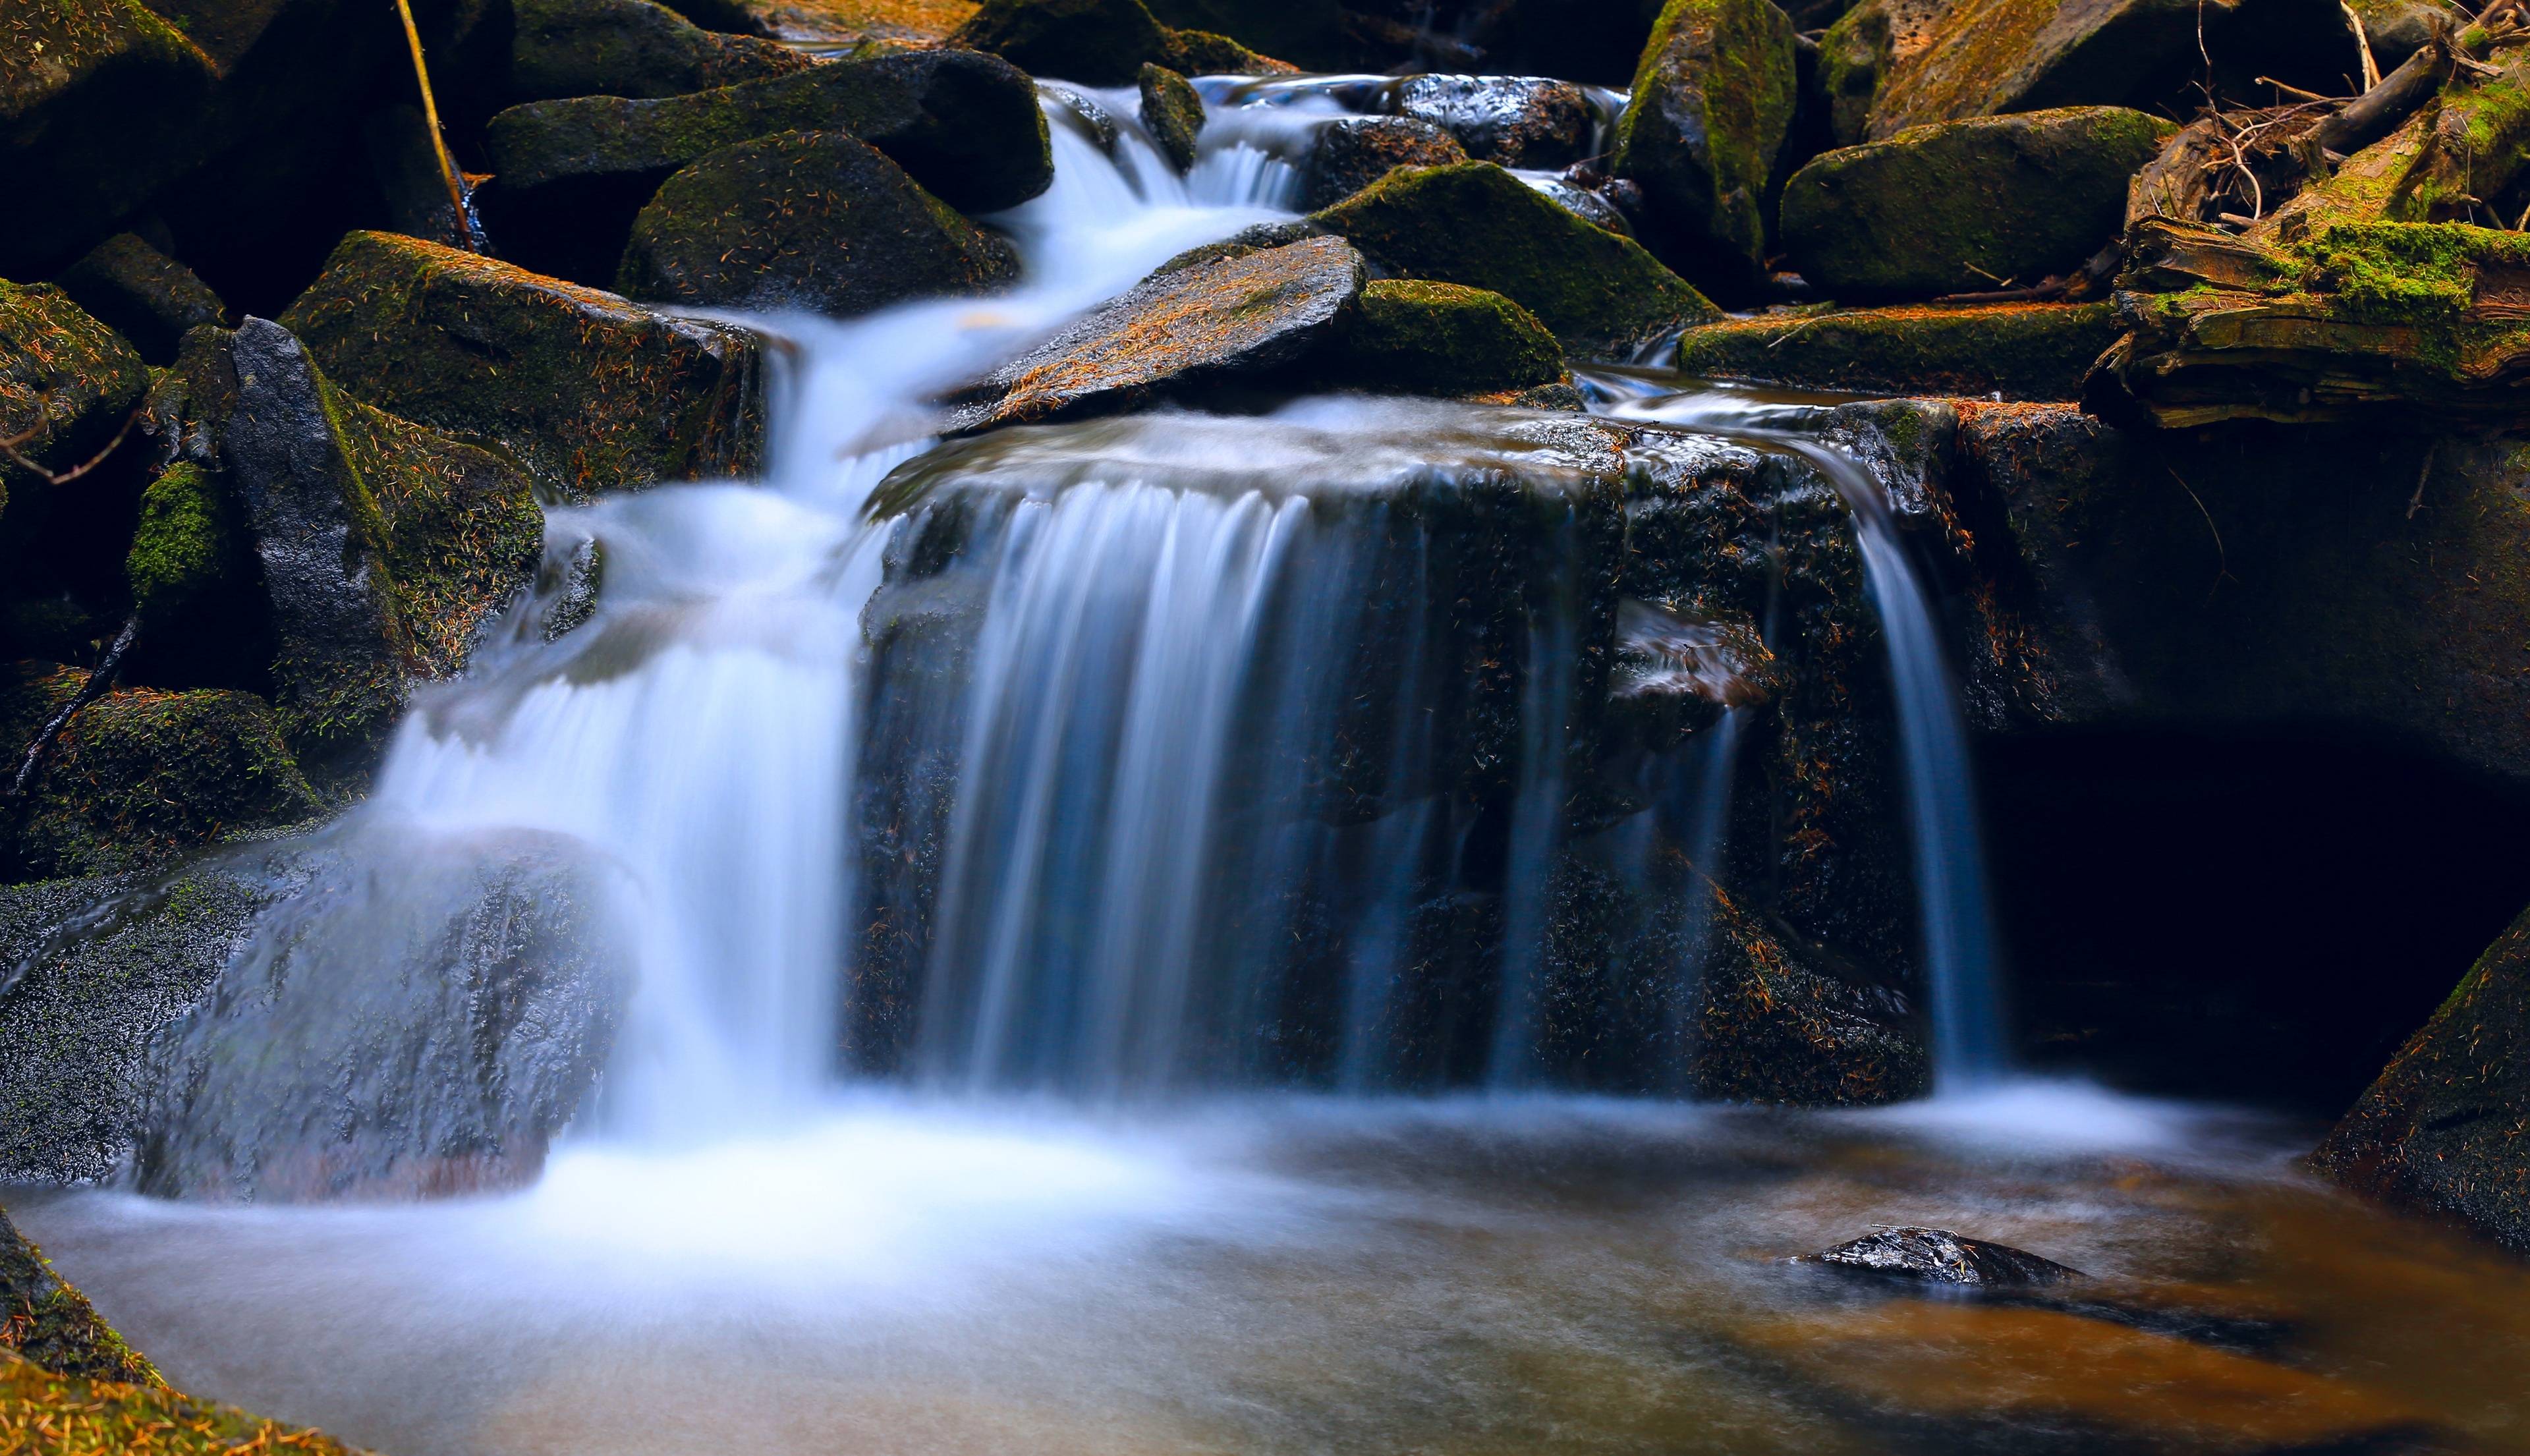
[0,282,150,511]
[1137,62,1202,171]
[1322,279,1565,396]
[0,1209,156,1387]
[1672,302,2122,401]
[1610,0,1799,283]
[0,1349,366,1454]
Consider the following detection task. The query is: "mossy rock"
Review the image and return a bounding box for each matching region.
[1611,0,1799,289]
[509,0,814,103]
[0,1349,370,1453]
[943,235,1364,432]
[1138,62,1202,171]
[0,281,151,517]
[1392,74,1593,171]
[1303,117,1464,211]
[123,461,269,688]
[1137,0,1361,71]
[617,129,1021,315]
[1781,106,2174,301]
[1311,161,1721,359]
[279,231,764,500]
[1321,279,1565,396]
[1160,25,1291,74]
[2315,899,2530,1252]
[0,1209,157,1387]
[1689,882,1929,1104]
[51,234,228,366]
[0,665,319,880]
[949,0,1289,84]
[482,45,1050,285]
[1672,301,2122,400]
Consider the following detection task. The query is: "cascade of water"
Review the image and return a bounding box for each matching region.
[1597,385,2009,1092]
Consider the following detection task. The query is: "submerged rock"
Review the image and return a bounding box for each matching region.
[1670,302,2122,401]
[482,45,1050,284]
[1138,63,1204,171]
[508,0,814,102]
[947,235,1363,432]
[1799,1226,2086,1285]
[0,1208,157,1384]
[1312,162,1721,358]
[1320,279,1566,397]
[949,0,1290,86]
[2314,900,2530,1252]
[617,130,1021,316]
[1304,116,1467,211]
[1612,0,1801,289]
[1392,74,1594,171]
[1781,107,2172,300]
[279,231,764,499]
[51,234,229,366]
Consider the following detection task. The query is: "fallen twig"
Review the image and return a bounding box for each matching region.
[0,397,144,488]
[5,615,140,803]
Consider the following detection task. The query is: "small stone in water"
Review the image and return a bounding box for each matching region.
[1799,1226,2084,1286]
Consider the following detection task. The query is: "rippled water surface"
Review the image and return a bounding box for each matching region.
[16,1084,2529,1456]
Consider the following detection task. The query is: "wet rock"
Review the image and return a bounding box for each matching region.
[0,1351,364,1454]
[0,1208,157,1384]
[2091,222,2530,429]
[1392,74,1592,171]
[278,231,765,499]
[120,462,267,689]
[945,235,1364,432]
[2315,900,2530,1252]
[509,0,814,102]
[1671,302,2122,400]
[1151,218,1327,275]
[949,0,1291,86]
[1819,0,2359,146]
[482,45,1050,285]
[1611,0,1801,288]
[1312,161,1722,358]
[2349,0,2462,70]
[1781,107,2173,301]
[1529,169,1637,236]
[1305,116,1467,211]
[362,104,484,254]
[0,666,319,882]
[617,129,1021,315]
[1799,1226,2086,1284]
[51,235,229,366]
[0,282,151,517]
[1689,884,1932,1103]
[1320,279,1566,397]
[1138,62,1204,171]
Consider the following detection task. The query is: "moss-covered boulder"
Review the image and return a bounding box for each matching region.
[279,231,764,499]
[121,462,267,688]
[1138,62,1203,171]
[1320,279,1565,396]
[617,129,1020,315]
[1672,301,2122,399]
[1612,0,1799,290]
[0,282,150,517]
[945,235,1363,432]
[509,0,814,103]
[1311,161,1722,358]
[1392,74,1593,170]
[0,665,319,881]
[1781,106,2172,300]
[1818,0,2357,146]
[950,0,1290,84]
[482,45,1050,285]
[0,1210,156,1386]
[2314,900,2530,1252]
[1304,115,1466,210]
[0,1349,369,1454]
[52,234,229,366]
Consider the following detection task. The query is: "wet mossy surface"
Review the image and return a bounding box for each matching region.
[617,128,1021,316]
[508,0,814,103]
[279,231,765,500]
[1322,279,1565,396]
[0,1349,366,1453]
[1611,0,1800,288]
[1312,161,1722,359]
[1671,302,2122,401]
[1137,62,1203,171]
[1780,107,2174,300]
[0,282,151,518]
[0,1210,157,1387]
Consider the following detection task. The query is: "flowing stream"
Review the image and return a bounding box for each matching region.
[11,78,2529,1456]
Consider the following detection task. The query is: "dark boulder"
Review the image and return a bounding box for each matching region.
[1320,279,1566,397]
[1138,62,1204,171]
[0,283,151,517]
[2313,901,2530,1252]
[1611,0,1801,289]
[1671,301,2122,400]
[1780,106,2172,300]
[945,235,1364,432]
[362,104,484,254]
[1818,0,2357,146]
[1391,74,1593,171]
[1312,161,1721,358]
[508,0,813,102]
[617,130,1021,316]
[121,462,267,689]
[1799,1226,2087,1285]
[51,234,229,366]
[279,231,764,500]
[482,45,1050,285]
[949,0,1292,86]
[1304,116,1467,211]
[1441,0,1670,88]
[0,1208,157,1384]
